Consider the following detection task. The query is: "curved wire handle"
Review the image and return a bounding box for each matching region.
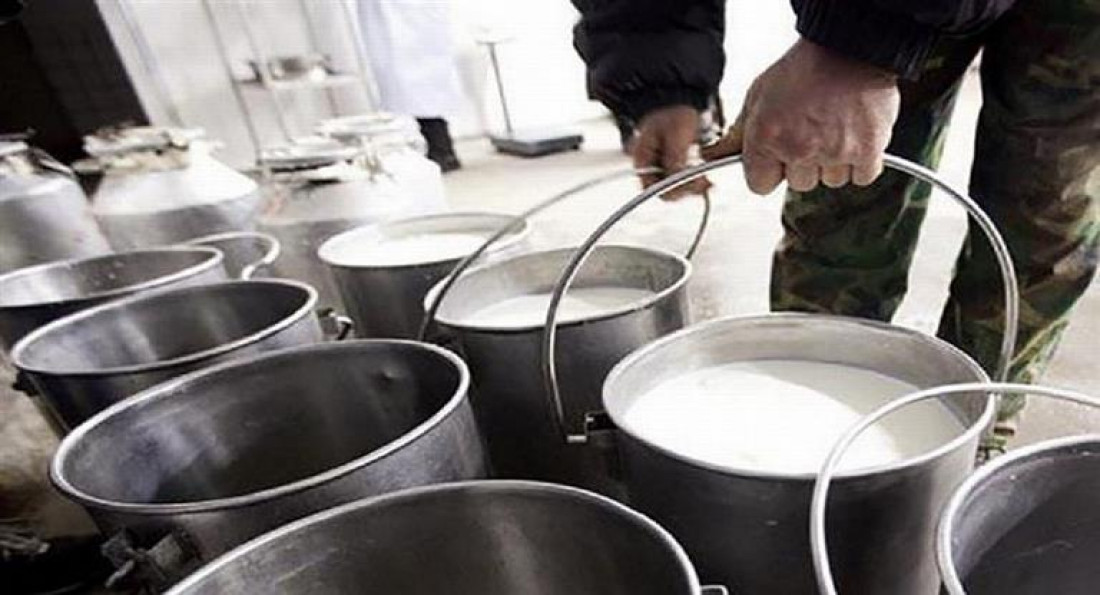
[809,382,1100,595]
[415,166,712,341]
[185,231,281,280]
[541,153,1021,443]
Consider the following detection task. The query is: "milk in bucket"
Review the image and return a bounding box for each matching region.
[619,359,963,474]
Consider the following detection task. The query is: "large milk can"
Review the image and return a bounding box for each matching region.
[258,137,445,310]
[11,279,323,430]
[0,140,110,273]
[900,384,1100,595]
[318,212,530,339]
[83,127,262,250]
[51,341,486,590]
[0,247,227,353]
[430,245,691,496]
[544,155,1018,593]
[167,481,729,595]
[316,112,447,210]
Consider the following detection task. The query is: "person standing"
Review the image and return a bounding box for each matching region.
[357,0,464,171]
[573,0,1100,448]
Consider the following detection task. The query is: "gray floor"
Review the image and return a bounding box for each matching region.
[442,68,1100,447]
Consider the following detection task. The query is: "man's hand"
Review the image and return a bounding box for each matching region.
[702,39,900,194]
[633,105,711,199]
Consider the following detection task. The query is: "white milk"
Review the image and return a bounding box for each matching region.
[462,287,655,327]
[343,232,490,266]
[620,360,962,474]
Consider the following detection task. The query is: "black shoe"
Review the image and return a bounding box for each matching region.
[417,118,462,173]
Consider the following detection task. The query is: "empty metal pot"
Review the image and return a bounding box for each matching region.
[52,340,485,589]
[602,315,992,594]
[0,140,111,273]
[318,212,529,339]
[166,481,727,595]
[11,279,322,429]
[430,245,690,495]
[183,231,280,279]
[0,247,226,353]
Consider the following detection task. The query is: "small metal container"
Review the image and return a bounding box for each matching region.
[11,279,322,429]
[319,212,529,339]
[166,481,728,595]
[52,341,486,589]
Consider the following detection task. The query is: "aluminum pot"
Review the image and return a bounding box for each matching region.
[0,246,226,353]
[167,481,729,595]
[430,245,690,496]
[51,340,486,590]
[11,279,323,430]
[318,212,530,339]
[84,127,262,250]
[602,315,992,594]
[0,140,111,273]
[543,154,1019,594]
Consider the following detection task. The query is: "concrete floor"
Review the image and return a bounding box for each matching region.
[442,68,1100,447]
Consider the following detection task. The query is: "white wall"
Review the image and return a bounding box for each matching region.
[98,0,604,168]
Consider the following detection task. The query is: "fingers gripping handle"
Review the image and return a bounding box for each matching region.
[809,382,1100,595]
[540,154,1020,443]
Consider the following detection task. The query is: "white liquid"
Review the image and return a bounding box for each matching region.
[462,287,656,327]
[342,232,490,266]
[620,360,962,474]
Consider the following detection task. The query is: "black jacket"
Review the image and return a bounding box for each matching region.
[572,0,1017,120]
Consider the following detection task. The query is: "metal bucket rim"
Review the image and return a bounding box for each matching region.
[49,339,472,515]
[935,432,1100,587]
[316,211,530,271]
[165,479,706,595]
[602,312,995,481]
[11,279,317,378]
[428,244,692,334]
[0,246,224,310]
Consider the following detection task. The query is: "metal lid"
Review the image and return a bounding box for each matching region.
[259,137,363,171]
[84,126,205,158]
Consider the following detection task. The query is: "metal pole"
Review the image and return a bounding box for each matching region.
[486,42,514,136]
[200,0,262,163]
[117,0,184,127]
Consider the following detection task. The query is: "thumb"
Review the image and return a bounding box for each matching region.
[700,112,744,161]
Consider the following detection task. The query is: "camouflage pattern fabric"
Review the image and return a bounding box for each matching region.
[771,0,1100,436]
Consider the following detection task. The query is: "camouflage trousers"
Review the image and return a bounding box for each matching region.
[772,0,1100,431]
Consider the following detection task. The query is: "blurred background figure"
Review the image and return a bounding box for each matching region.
[357,0,464,172]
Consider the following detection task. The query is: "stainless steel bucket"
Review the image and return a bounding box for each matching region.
[603,315,992,594]
[431,245,691,495]
[0,247,226,353]
[183,231,280,280]
[318,211,530,339]
[51,340,486,590]
[166,481,728,595]
[544,155,1019,594]
[11,279,323,430]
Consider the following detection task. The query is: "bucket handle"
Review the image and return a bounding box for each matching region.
[184,231,282,280]
[701,586,731,595]
[541,154,1020,443]
[809,382,1100,595]
[101,529,197,591]
[415,166,712,341]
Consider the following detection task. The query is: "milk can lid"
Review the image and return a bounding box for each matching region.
[259,137,363,171]
[84,126,205,157]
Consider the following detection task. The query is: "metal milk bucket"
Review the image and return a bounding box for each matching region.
[11,279,323,430]
[430,245,691,496]
[0,140,111,273]
[0,247,226,353]
[318,212,530,339]
[167,481,729,595]
[83,127,262,250]
[545,155,1018,593]
[51,340,486,590]
[810,383,1100,595]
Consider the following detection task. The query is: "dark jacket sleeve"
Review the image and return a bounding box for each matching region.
[792,0,1017,79]
[572,0,725,121]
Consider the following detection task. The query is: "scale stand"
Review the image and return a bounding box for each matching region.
[481,39,583,157]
